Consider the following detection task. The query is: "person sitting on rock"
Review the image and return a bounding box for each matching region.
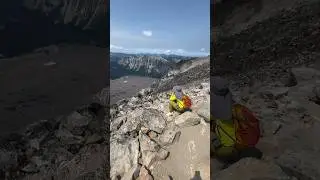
[211,77,262,164]
[169,86,192,113]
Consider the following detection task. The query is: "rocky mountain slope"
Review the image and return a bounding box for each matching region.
[155,56,210,93]
[213,0,320,85]
[0,0,106,57]
[110,80,210,179]
[0,55,210,179]
[212,0,320,179]
[110,52,195,79]
[213,66,320,180]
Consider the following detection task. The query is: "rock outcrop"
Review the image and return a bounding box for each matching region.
[109,79,210,179]
[0,0,107,57]
[0,102,107,180]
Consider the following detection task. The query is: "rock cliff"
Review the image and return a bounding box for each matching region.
[0,0,107,57]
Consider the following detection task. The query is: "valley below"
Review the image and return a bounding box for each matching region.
[110,76,158,104]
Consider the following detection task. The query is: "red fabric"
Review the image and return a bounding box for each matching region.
[182,96,192,108]
[234,105,260,148]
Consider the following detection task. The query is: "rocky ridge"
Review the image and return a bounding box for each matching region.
[110,80,210,179]
[154,56,210,93]
[0,0,107,57]
[110,52,194,79]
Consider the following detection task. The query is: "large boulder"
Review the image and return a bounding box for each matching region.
[276,150,320,180]
[118,109,167,135]
[196,102,210,122]
[139,132,169,168]
[55,128,84,145]
[110,138,140,179]
[291,67,320,83]
[158,127,181,146]
[141,109,167,134]
[117,109,144,135]
[60,112,92,136]
[175,112,201,127]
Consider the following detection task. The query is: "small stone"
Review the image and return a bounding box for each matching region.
[148,131,158,139]
[262,87,289,99]
[29,139,40,151]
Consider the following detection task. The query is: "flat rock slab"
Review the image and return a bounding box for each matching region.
[213,158,290,180]
[152,124,210,180]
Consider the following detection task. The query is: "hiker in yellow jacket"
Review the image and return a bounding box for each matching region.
[211,77,262,163]
[169,86,191,113]
[211,77,237,161]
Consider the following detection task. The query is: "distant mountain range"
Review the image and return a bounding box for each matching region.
[110,52,195,79]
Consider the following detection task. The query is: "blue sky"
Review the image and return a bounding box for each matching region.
[110,0,210,57]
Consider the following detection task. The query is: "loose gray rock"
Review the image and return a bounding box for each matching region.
[141,148,169,168]
[312,85,320,101]
[139,166,154,180]
[55,128,84,145]
[158,127,181,146]
[139,133,160,153]
[60,111,92,136]
[122,164,141,180]
[262,87,289,99]
[196,102,210,122]
[110,116,126,132]
[276,150,320,180]
[110,138,139,179]
[118,109,144,135]
[141,109,167,134]
[291,67,320,83]
[175,112,201,127]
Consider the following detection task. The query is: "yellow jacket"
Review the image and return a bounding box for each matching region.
[215,119,236,147]
[214,104,245,147]
[169,93,185,109]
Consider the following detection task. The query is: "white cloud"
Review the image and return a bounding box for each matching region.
[110,45,208,57]
[110,44,123,50]
[164,50,172,54]
[176,49,185,54]
[142,30,153,37]
[200,48,206,52]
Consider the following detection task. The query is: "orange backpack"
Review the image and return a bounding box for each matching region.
[182,95,192,109]
[232,104,260,149]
